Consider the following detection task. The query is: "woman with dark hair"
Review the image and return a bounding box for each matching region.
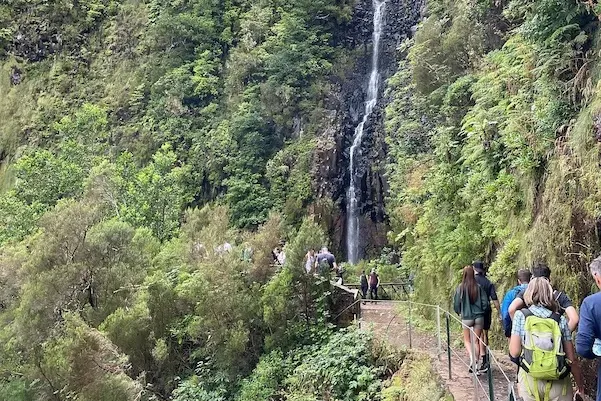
[453,265,488,373]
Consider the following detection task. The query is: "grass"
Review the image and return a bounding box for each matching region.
[381,352,453,401]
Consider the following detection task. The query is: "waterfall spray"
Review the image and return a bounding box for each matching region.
[346,0,386,264]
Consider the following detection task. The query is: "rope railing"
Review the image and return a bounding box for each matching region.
[361,298,518,401]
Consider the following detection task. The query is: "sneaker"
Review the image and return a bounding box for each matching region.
[478,361,490,374]
[468,364,480,375]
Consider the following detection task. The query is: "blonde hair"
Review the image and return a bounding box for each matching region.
[523,277,558,312]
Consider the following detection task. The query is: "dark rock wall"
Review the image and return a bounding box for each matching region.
[311,0,424,260]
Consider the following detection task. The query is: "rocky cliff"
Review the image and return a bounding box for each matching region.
[311,0,424,260]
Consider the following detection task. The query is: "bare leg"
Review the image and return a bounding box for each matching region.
[474,327,483,363]
[463,327,473,365]
[480,329,488,359]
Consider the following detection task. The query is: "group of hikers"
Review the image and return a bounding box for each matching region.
[454,258,601,401]
[304,247,345,284]
[304,248,382,294]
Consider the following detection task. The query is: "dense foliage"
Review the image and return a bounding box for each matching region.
[0,0,376,399]
[8,0,601,398]
[385,0,601,308]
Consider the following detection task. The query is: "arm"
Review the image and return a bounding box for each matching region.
[490,284,501,313]
[453,289,461,316]
[509,297,525,319]
[509,334,522,359]
[575,300,596,359]
[509,310,525,361]
[564,341,585,393]
[564,306,579,332]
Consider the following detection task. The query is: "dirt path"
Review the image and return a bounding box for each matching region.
[360,301,517,401]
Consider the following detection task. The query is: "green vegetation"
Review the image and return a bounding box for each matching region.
[0,1,396,399]
[6,0,601,398]
[385,0,601,310]
[381,353,452,401]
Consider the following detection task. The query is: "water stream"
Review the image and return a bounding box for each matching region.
[346,0,386,264]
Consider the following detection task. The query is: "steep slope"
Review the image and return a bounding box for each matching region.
[385,0,601,316]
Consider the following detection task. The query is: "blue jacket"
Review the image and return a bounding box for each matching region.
[576,291,601,400]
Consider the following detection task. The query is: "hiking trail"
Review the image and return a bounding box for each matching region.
[360,301,517,401]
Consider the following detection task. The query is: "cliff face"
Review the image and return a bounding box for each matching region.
[311,0,423,260]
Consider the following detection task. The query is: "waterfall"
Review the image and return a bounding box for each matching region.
[346,0,386,264]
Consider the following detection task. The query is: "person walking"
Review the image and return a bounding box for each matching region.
[334,264,344,285]
[360,270,368,298]
[305,249,316,274]
[576,255,601,401]
[453,265,489,373]
[472,260,501,373]
[509,277,584,401]
[368,269,380,300]
[501,269,532,338]
[315,247,337,275]
[509,263,579,332]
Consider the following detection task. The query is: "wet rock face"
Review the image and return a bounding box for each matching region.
[311,0,424,259]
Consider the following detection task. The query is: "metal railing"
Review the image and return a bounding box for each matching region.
[360,299,518,401]
[345,282,412,299]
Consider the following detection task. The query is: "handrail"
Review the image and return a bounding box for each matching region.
[332,299,362,321]
[362,299,518,400]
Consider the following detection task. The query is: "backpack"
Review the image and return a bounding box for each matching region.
[317,258,330,275]
[519,308,569,400]
[501,285,524,337]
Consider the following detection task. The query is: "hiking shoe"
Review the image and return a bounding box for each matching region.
[478,362,489,374]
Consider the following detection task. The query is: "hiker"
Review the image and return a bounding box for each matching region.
[509,263,579,332]
[360,270,369,298]
[241,245,253,263]
[472,260,501,373]
[335,265,344,285]
[501,269,532,338]
[271,247,281,265]
[509,277,584,401]
[216,242,233,255]
[277,249,286,266]
[304,249,316,274]
[576,255,601,401]
[369,268,380,299]
[315,247,337,275]
[453,265,489,373]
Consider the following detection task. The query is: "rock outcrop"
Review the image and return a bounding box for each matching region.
[311,0,424,260]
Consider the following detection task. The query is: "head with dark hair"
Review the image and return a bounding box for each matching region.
[590,255,601,290]
[517,269,532,285]
[461,265,478,303]
[531,262,551,279]
[472,260,486,274]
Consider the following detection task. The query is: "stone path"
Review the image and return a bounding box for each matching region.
[359,301,517,401]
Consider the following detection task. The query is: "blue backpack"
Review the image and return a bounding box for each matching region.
[501,284,525,337]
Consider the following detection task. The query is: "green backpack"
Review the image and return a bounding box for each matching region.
[519,309,570,401]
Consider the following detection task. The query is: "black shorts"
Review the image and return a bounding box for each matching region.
[483,309,492,330]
